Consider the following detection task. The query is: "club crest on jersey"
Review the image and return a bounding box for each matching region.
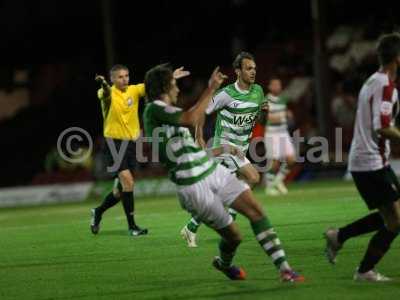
[127,98,133,107]
[380,101,392,116]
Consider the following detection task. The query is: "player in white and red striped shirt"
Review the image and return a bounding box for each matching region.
[325,33,400,282]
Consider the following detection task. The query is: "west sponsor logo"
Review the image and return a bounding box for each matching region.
[233,114,257,126]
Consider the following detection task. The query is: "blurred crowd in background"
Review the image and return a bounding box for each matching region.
[1,0,399,187]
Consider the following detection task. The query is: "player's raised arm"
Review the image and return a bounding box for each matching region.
[173,66,191,80]
[195,114,206,148]
[179,67,227,126]
[372,81,400,142]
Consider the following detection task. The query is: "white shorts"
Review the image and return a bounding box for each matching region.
[177,165,250,229]
[264,131,295,160]
[215,152,251,172]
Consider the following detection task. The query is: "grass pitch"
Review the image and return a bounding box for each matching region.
[1,180,399,300]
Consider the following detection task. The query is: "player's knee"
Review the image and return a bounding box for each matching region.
[120,176,134,191]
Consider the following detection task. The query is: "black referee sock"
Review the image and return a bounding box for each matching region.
[121,191,136,229]
[358,227,398,273]
[97,192,120,215]
[338,212,384,244]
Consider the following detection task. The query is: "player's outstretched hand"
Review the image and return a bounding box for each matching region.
[208,67,228,90]
[173,67,191,79]
[229,145,245,159]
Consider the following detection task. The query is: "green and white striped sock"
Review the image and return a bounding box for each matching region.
[228,208,238,221]
[187,217,201,233]
[251,217,290,271]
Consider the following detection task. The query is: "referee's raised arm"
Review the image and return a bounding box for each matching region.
[95,74,111,101]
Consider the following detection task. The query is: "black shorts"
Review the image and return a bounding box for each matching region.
[104,138,137,177]
[351,166,400,210]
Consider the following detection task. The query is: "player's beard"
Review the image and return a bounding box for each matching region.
[241,76,253,86]
[247,74,255,84]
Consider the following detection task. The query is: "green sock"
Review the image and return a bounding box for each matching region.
[187,217,201,233]
[251,217,290,271]
[219,239,236,268]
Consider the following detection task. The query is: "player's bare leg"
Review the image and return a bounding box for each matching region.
[231,190,304,282]
[226,163,261,220]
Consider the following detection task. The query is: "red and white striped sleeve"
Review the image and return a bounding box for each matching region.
[372,80,394,131]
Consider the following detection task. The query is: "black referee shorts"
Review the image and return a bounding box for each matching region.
[104,138,137,177]
[351,166,400,210]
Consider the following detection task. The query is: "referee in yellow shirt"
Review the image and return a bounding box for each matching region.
[91,64,189,236]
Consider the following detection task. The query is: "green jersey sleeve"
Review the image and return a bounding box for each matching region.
[256,84,265,102]
[206,89,230,114]
[151,102,183,126]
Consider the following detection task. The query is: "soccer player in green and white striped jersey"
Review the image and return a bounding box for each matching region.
[263,77,296,196]
[143,63,303,282]
[181,52,268,246]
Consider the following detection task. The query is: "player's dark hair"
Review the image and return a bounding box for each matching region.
[377,33,400,65]
[109,64,129,77]
[144,63,174,101]
[268,75,281,84]
[232,51,255,70]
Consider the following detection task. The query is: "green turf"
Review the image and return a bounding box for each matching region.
[1,180,399,300]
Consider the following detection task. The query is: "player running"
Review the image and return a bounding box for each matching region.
[143,63,303,282]
[180,52,268,247]
[324,33,400,282]
[263,77,296,196]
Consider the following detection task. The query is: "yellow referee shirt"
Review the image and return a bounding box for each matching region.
[98,84,145,140]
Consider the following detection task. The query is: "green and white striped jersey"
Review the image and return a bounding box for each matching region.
[207,82,265,153]
[266,93,289,132]
[143,100,217,186]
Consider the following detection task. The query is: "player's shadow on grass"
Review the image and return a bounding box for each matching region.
[94,229,128,236]
[201,237,220,245]
[170,283,313,300]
